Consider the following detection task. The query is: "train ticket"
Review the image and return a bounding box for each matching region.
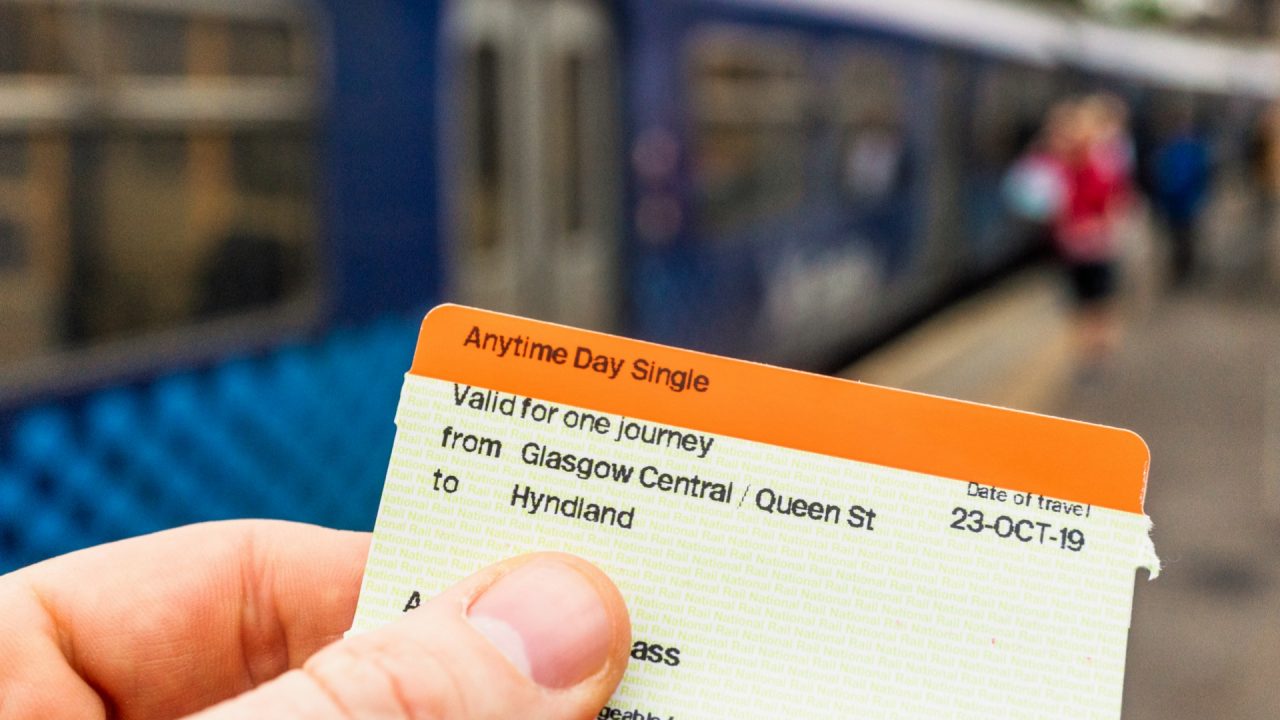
[349,304,1159,719]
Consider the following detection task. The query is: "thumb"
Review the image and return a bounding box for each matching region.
[187,552,632,719]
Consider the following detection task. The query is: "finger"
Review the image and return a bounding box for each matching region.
[0,520,370,719]
[188,552,631,720]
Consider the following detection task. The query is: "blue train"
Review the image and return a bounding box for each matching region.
[0,0,1275,570]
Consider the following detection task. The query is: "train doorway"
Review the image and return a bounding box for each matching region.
[447,0,620,330]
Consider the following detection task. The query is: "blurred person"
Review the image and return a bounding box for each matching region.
[1082,93,1136,194]
[1046,97,1134,368]
[1247,102,1280,282]
[1001,102,1076,225]
[1151,109,1211,287]
[0,521,632,719]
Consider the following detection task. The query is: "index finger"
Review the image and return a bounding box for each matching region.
[0,520,370,719]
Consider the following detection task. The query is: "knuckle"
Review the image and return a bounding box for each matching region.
[302,636,475,720]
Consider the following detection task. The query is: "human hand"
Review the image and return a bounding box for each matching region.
[0,520,631,719]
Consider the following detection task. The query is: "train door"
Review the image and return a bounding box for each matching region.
[448,0,619,329]
[537,0,618,329]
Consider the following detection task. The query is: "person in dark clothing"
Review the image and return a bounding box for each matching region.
[1152,120,1211,287]
[1246,104,1280,281]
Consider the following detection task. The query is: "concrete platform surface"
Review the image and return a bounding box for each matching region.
[848,264,1280,719]
[1059,289,1280,720]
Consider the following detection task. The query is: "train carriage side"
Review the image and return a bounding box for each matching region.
[0,0,633,570]
[620,0,935,365]
[619,0,1067,368]
[5,0,1279,574]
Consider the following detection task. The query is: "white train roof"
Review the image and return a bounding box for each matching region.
[1071,19,1280,97]
[735,0,1280,97]
[738,0,1067,63]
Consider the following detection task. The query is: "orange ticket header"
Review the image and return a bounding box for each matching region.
[410,305,1149,514]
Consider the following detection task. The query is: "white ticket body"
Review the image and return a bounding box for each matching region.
[350,305,1159,719]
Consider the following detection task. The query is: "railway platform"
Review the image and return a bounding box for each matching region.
[846,237,1280,719]
[1068,285,1280,720]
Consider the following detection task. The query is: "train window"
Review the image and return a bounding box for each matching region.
[229,21,298,77]
[0,137,27,178]
[464,41,504,253]
[475,46,501,191]
[232,129,313,196]
[971,64,1059,172]
[0,3,68,75]
[833,48,904,125]
[0,5,30,73]
[109,10,188,76]
[84,125,314,338]
[0,215,25,270]
[832,45,908,204]
[559,54,585,236]
[690,31,810,236]
[0,2,321,383]
[121,134,188,178]
[86,133,191,338]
